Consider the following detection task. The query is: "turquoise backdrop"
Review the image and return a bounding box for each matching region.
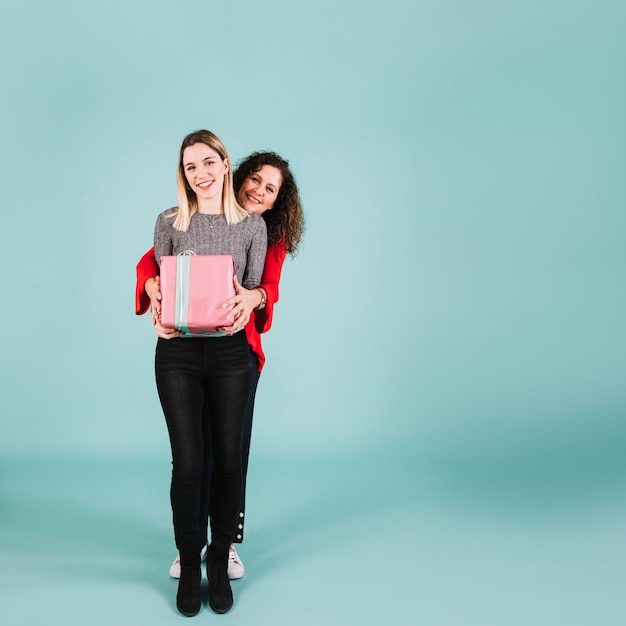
[0,1,624,625]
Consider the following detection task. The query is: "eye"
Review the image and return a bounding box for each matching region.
[267,186,276,194]
[205,160,215,166]
[185,165,195,172]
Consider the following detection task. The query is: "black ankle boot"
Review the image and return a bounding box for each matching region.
[207,551,233,614]
[177,555,202,617]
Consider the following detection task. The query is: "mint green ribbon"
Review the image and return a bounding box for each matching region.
[175,256,191,335]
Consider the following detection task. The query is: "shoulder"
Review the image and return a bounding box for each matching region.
[155,207,177,226]
[245,212,267,233]
[158,207,177,219]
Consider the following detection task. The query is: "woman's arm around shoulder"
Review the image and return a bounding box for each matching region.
[255,242,287,334]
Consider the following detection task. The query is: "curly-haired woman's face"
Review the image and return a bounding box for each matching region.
[237,165,282,215]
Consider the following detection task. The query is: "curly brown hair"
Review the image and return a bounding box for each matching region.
[233,152,304,255]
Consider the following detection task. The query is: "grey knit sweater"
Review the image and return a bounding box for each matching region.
[154,210,267,290]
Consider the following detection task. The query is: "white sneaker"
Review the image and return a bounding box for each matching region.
[228,545,245,580]
[169,544,208,579]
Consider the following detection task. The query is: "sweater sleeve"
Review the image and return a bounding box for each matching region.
[153,211,174,269]
[241,216,267,290]
[135,247,159,315]
[255,243,287,334]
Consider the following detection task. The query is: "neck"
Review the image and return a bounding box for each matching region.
[197,196,223,215]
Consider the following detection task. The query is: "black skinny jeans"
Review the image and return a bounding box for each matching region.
[155,332,251,559]
[199,349,261,545]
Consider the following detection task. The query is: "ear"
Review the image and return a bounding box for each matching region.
[223,157,230,174]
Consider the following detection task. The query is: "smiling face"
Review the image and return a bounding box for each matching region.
[237,165,283,215]
[182,142,229,205]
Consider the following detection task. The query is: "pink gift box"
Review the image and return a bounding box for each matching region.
[160,255,235,336]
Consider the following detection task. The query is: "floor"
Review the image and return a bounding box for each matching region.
[1,451,623,626]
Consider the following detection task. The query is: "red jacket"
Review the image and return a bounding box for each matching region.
[135,244,287,372]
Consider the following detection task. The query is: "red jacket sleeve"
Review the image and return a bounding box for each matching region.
[254,243,287,334]
[135,247,159,315]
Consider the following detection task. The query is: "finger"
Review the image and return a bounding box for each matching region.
[155,276,162,300]
[223,296,241,309]
[218,322,243,334]
[154,319,178,335]
[228,310,244,324]
[159,328,182,339]
[225,304,239,320]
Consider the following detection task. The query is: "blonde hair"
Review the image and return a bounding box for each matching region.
[172,130,248,231]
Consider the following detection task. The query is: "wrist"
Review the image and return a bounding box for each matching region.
[145,277,157,298]
[255,287,267,310]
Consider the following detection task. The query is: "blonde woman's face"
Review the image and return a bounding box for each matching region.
[237,165,282,215]
[182,143,228,201]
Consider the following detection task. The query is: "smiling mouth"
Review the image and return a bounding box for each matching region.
[246,193,261,204]
[197,180,214,190]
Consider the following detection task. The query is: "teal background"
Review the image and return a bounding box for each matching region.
[1,1,625,624]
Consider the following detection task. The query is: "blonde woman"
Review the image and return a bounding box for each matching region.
[153,130,266,615]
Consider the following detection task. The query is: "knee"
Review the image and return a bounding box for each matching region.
[212,455,242,477]
[171,457,204,484]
